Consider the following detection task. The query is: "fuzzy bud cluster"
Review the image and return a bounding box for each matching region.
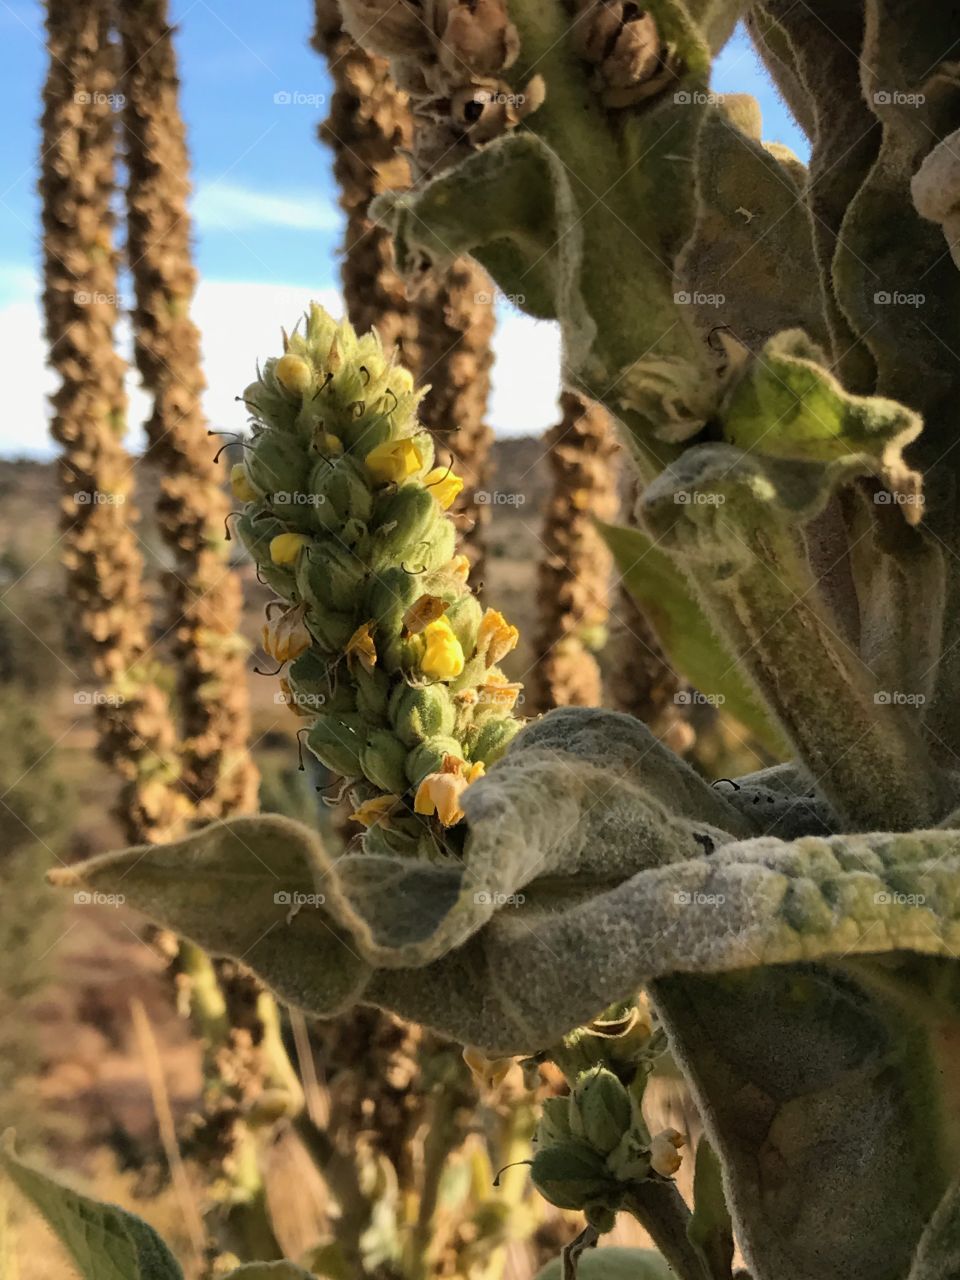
[235,304,522,855]
[531,1066,685,1233]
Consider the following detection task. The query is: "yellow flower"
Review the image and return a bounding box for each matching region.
[275,353,312,395]
[230,463,257,502]
[403,593,446,636]
[424,466,464,510]
[364,437,425,484]
[346,620,377,674]
[462,1045,514,1091]
[476,609,519,665]
[262,604,311,662]
[414,755,484,826]
[420,616,465,680]
[649,1129,685,1178]
[351,794,400,828]
[269,532,311,565]
[317,431,343,455]
[448,554,471,583]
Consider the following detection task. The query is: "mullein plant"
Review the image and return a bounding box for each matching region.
[233,304,522,854]
[42,4,960,1280]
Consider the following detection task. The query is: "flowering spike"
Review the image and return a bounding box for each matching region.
[236,304,524,850]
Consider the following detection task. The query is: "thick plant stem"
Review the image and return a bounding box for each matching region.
[533,392,618,711]
[624,1182,708,1280]
[118,0,258,821]
[312,0,495,577]
[40,0,183,845]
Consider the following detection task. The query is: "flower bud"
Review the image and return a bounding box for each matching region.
[649,1128,685,1177]
[246,429,311,497]
[466,713,521,766]
[350,794,400,829]
[406,737,467,786]
[275,353,313,396]
[536,1096,574,1147]
[270,532,311,566]
[306,715,364,776]
[530,1139,619,1211]
[423,466,465,510]
[262,603,311,663]
[390,682,457,744]
[361,728,410,794]
[296,542,364,612]
[475,608,520,665]
[355,664,391,722]
[569,1068,633,1155]
[309,456,373,530]
[230,462,258,502]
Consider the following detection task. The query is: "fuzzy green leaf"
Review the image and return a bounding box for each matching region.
[600,520,785,755]
[687,1139,734,1280]
[1,1132,183,1280]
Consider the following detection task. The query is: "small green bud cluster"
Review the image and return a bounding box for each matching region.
[531,1067,685,1234]
[235,304,523,853]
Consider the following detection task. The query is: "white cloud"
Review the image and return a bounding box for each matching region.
[191,180,341,233]
[0,279,562,458]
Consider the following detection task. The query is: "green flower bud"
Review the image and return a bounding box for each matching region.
[389,682,456,745]
[307,714,364,776]
[296,543,365,613]
[606,1131,652,1183]
[444,592,484,656]
[569,1069,633,1156]
[536,1096,575,1147]
[406,736,465,786]
[585,1204,618,1234]
[243,375,296,432]
[246,428,311,497]
[304,605,356,654]
[466,714,522,767]
[309,455,373,531]
[287,651,354,715]
[355,664,391,722]
[360,728,410,794]
[530,1139,619,1211]
[369,485,443,567]
[236,511,295,595]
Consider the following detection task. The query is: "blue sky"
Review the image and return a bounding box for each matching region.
[0,4,806,457]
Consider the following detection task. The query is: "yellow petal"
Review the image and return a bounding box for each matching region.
[463,1045,514,1091]
[476,608,519,665]
[424,466,465,510]
[420,616,465,680]
[345,620,377,674]
[364,437,425,484]
[403,594,447,635]
[230,463,257,502]
[351,794,400,828]
[269,532,311,565]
